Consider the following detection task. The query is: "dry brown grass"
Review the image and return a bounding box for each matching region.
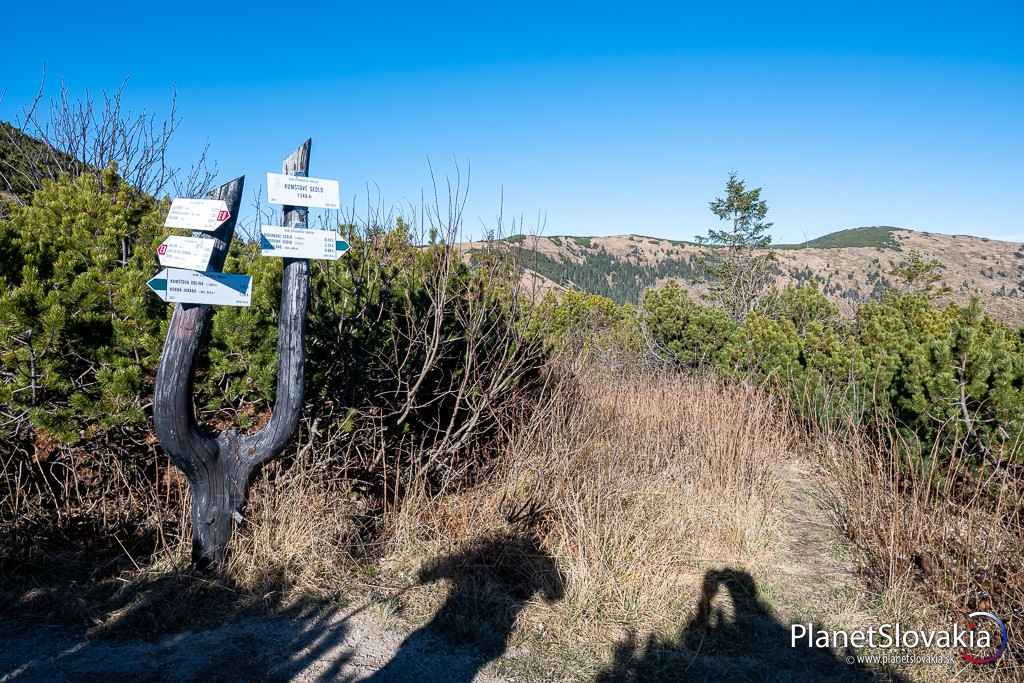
[819,424,1024,678]
[224,472,362,601]
[380,363,792,664]
[10,356,1023,679]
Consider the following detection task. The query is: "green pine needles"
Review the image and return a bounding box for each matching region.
[696,172,776,321]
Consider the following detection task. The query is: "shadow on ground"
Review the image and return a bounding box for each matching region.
[360,532,565,682]
[594,567,909,682]
[0,560,356,681]
[0,531,565,682]
[2,545,911,681]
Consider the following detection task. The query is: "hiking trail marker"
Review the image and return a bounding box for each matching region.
[157,235,216,271]
[147,268,252,307]
[259,225,350,260]
[164,198,232,231]
[154,140,318,570]
[266,173,340,209]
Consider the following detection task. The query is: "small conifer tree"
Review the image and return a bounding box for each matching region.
[697,172,775,320]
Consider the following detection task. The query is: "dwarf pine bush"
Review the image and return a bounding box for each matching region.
[0,166,166,440]
[641,281,735,367]
[637,280,1024,468]
[0,171,543,469]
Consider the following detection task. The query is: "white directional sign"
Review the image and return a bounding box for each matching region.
[164,198,231,231]
[259,226,350,260]
[266,173,340,209]
[156,236,216,271]
[147,268,252,307]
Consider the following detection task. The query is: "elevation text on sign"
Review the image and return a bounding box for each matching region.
[147,268,252,307]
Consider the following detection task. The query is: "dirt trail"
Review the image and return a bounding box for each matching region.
[769,460,868,618]
[1,459,881,682]
[1,601,505,682]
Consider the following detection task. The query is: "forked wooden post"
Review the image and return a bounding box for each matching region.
[154,140,313,569]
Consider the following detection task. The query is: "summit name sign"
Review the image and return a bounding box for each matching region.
[267,173,340,209]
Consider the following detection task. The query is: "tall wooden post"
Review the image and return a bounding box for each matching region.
[153,140,312,569]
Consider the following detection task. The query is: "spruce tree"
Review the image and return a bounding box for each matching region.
[697,172,775,320]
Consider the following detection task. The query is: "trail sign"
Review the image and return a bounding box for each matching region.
[147,268,252,307]
[259,225,350,260]
[266,173,340,209]
[164,198,232,231]
[157,236,216,271]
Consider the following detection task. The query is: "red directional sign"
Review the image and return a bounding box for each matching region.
[165,198,232,231]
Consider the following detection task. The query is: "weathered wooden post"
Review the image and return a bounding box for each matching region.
[154,140,313,569]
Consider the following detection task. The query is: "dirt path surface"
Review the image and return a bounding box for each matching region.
[1,603,505,682]
[769,460,868,617]
[0,460,887,683]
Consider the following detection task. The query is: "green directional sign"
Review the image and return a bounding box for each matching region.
[259,225,351,260]
[147,268,252,307]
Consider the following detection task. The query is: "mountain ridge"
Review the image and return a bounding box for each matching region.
[465,226,1024,324]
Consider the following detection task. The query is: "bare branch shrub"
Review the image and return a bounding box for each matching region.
[1,77,216,201]
[291,168,548,502]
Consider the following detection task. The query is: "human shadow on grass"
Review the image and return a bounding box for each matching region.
[595,568,909,682]
[360,532,566,683]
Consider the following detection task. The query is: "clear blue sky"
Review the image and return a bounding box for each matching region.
[2,1,1022,243]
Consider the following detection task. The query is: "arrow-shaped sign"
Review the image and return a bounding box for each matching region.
[164,198,232,231]
[147,268,252,307]
[156,235,216,270]
[259,225,350,260]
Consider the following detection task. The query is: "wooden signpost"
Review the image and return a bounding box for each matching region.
[152,139,337,568]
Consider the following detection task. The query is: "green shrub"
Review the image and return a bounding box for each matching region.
[718,312,803,382]
[640,281,735,367]
[637,279,1024,469]
[532,289,640,353]
[0,166,166,440]
[856,294,1024,461]
[757,284,841,334]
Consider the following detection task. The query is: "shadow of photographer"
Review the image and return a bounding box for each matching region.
[360,531,565,682]
[595,567,908,682]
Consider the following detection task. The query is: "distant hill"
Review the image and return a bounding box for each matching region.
[464,227,1024,324]
[776,226,902,250]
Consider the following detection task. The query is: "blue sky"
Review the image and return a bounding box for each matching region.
[2,1,1022,243]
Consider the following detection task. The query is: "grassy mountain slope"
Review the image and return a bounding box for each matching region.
[466,226,1024,323]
